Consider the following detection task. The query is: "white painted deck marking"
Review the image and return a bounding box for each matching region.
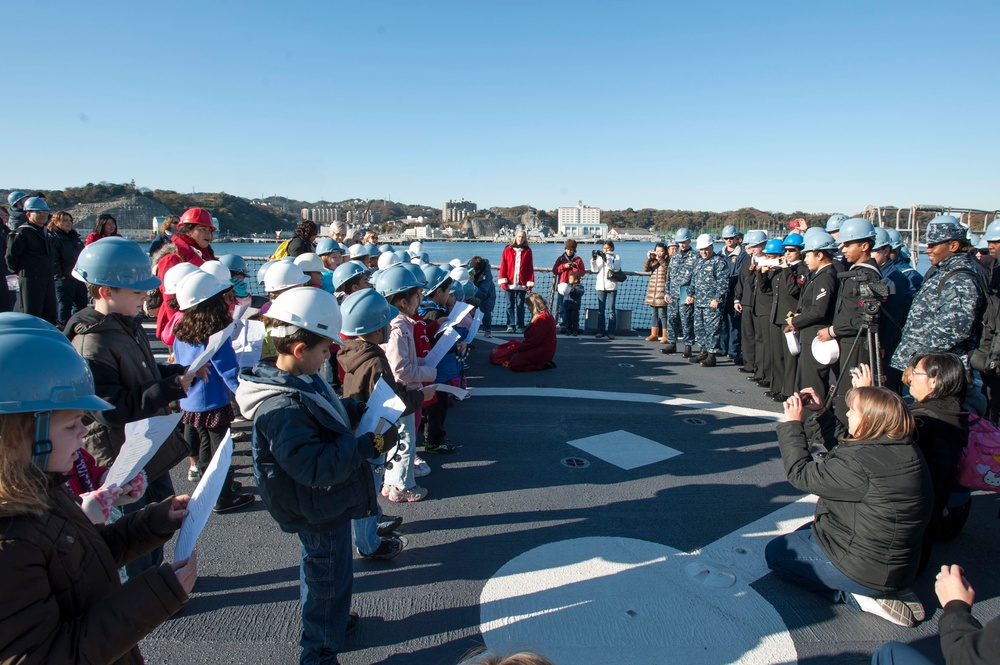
[480,497,817,664]
[567,429,682,470]
[472,387,781,421]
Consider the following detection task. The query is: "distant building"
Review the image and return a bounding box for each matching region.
[558,201,606,238]
[442,198,477,223]
[301,207,340,224]
[346,209,380,226]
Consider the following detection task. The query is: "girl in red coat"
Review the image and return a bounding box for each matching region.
[509,293,557,372]
[84,213,122,245]
[497,230,534,333]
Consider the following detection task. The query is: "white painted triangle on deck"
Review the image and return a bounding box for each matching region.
[566,429,682,470]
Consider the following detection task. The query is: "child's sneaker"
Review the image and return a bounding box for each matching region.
[187,466,202,481]
[376,514,403,537]
[484,330,492,338]
[414,455,431,477]
[381,482,391,498]
[388,485,428,503]
[423,440,460,454]
[358,535,406,561]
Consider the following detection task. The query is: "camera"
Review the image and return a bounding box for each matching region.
[592,249,605,259]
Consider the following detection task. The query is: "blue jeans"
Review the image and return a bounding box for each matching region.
[765,523,881,604]
[351,461,384,556]
[871,642,935,665]
[505,289,526,328]
[54,277,88,326]
[651,306,668,330]
[596,290,617,334]
[298,523,353,664]
[555,292,567,329]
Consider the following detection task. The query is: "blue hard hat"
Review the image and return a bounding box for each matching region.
[218,254,248,275]
[340,289,398,337]
[826,214,849,232]
[872,228,891,250]
[7,191,28,207]
[764,239,785,255]
[450,280,464,300]
[314,237,338,256]
[364,243,381,257]
[744,230,768,246]
[885,228,905,251]
[924,215,967,245]
[900,245,912,261]
[837,218,877,243]
[378,244,394,253]
[72,236,161,290]
[782,233,804,249]
[463,281,477,300]
[22,197,49,212]
[983,220,1000,243]
[803,231,838,253]
[332,261,368,290]
[0,311,67,341]
[421,264,451,295]
[377,264,424,298]
[721,225,741,239]
[675,228,691,242]
[402,262,427,286]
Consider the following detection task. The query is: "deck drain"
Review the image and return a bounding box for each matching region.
[683,417,707,426]
[617,363,635,368]
[560,457,591,469]
[727,388,744,394]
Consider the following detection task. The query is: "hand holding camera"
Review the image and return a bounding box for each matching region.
[592,249,605,260]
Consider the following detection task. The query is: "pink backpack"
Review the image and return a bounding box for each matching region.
[957,415,1000,492]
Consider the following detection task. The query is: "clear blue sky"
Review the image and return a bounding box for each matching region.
[4,1,998,214]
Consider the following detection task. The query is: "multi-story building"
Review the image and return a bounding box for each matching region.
[301,207,341,224]
[442,198,477,223]
[558,201,606,238]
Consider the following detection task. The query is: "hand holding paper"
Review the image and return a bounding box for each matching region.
[173,431,234,561]
[102,413,183,489]
[183,322,235,380]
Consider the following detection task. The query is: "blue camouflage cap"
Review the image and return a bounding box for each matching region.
[924,215,967,245]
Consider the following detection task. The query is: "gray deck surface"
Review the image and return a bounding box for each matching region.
[139,330,1000,665]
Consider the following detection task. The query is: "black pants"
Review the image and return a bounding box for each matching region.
[19,275,57,325]
[122,471,176,579]
[423,393,450,446]
[741,304,757,371]
[566,308,580,332]
[184,422,235,505]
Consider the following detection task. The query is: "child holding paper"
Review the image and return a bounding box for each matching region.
[236,287,398,664]
[65,237,200,575]
[0,325,197,664]
[338,289,437,559]
[419,272,466,455]
[172,272,255,514]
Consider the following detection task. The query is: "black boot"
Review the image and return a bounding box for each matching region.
[682,345,693,358]
[660,342,677,354]
[700,353,717,367]
[688,350,707,364]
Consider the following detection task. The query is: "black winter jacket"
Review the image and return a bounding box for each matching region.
[48,227,85,278]
[5,221,51,280]
[776,410,933,592]
[236,363,376,534]
[940,600,1000,665]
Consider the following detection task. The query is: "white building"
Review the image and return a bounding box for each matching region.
[558,201,606,238]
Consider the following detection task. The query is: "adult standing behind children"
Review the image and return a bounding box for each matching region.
[0,325,197,663]
[47,210,88,327]
[498,230,534,333]
[590,241,622,340]
[236,287,399,664]
[5,196,57,324]
[152,207,219,344]
[85,213,122,245]
[469,256,496,337]
[553,239,585,335]
[643,242,670,343]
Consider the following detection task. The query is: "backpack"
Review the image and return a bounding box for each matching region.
[957,415,1000,492]
[936,267,1000,375]
[270,239,292,260]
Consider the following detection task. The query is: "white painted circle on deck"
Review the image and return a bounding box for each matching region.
[480,536,797,665]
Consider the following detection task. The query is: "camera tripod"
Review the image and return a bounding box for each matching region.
[824,301,884,410]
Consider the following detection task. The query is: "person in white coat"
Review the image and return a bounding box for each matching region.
[590,241,622,339]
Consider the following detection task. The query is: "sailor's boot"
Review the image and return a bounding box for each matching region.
[645,326,661,342]
[700,353,717,367]
[688,349,708,363]
[660,342,677,354]
[682,345,693,359]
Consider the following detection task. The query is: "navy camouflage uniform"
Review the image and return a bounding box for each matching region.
[666,247,698,345]
[890,251,983,371]
[689,252,729,354]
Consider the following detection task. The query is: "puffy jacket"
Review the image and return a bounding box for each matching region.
[381,314,437,389]
[337,337,424,416]
[553,253,585,284]
[939,600,1000,665]
[590,253,622,292]
[498,245,534,291]
[0,486,187,664]
[48,227,85,279]
[473,262,497,313]
[643,254,669,307]
[5,221,51,280]
[776,411,933,592]
[235,363,376,534]
[173,334,240,413]
[65,307,187,467]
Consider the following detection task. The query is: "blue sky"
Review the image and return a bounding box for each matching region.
[4,1,997,214]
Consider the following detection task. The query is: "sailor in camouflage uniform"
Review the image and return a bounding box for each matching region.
[662,227,699,356]
[890,216,984,373]
[687,234,729,367]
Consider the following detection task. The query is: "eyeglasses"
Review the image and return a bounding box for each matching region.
[910,370,929,377]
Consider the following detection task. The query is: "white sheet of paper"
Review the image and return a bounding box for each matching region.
[467,309,483,339]
[429,383,470,400]
[233,320,266,368]
[232,301,251,324]
[183,322,235,379]
[357,378,407,435]
[421,326,461,368]
[435,302,474,335]
[173,430,234,561]
[101,412,184,489]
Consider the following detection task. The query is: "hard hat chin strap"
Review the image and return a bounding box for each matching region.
[31,411,53,471]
